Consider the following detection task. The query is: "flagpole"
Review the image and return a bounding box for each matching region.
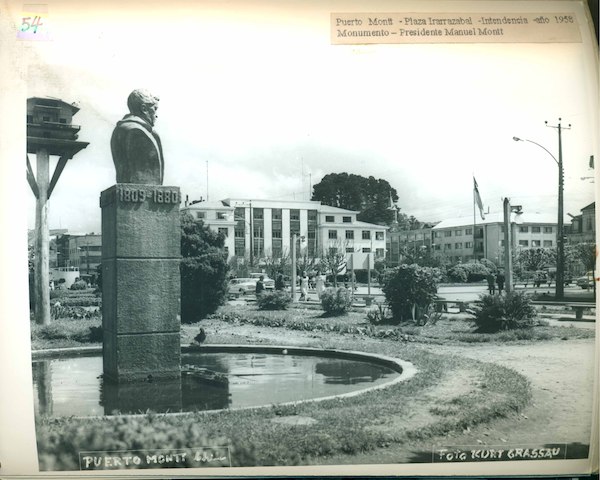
[473,187,476,260]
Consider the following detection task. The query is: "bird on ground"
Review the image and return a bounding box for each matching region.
[194,327,207,344]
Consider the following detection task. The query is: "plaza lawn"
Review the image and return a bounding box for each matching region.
[35,329,531,469]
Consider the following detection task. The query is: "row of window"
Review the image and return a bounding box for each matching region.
[433,226,555,237]
[328,230,384,240]
[325,215,352,223]
[434,228,474,238]
[434,242,473,251]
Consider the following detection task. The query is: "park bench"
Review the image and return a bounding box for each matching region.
[566,303,596,321]
[434,299,468,313]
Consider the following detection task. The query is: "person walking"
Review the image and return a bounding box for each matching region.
[255,275,265,296]
[315,270,326,300]
[496,270,505,295]
[275,273,285,291]
[486,272,496,294]
[299,272,309,301]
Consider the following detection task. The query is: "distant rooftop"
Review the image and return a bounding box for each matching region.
[433,211,558,230]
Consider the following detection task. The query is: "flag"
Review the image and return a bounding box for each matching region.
[473,177,485,220]
[387,192,395,210]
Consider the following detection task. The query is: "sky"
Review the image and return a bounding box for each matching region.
[20,0,598,234]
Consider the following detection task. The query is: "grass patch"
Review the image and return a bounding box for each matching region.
[30,318,102,350]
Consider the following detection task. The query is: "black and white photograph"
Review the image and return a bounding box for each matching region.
[0,0,598,476]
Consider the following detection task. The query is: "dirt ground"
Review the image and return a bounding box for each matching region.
[203,317,597,464]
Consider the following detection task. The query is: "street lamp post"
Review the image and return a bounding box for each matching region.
[513,118,570,299]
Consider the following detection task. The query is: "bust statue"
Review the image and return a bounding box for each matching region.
[111,89,164,185]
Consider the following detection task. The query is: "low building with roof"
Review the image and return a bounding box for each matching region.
[567,202,595,245]
[432,211,558,265]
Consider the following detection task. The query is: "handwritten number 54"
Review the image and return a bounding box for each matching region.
[21,16,43,33]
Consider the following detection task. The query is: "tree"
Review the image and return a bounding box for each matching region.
[516,248,556,273]
[381,264,439,323]
[567,242,596,293]
[261,249,291,279]
[180,213,230,323]
[312,173,402,226]
[319,241,348,286]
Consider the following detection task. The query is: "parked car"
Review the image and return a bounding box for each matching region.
[576,272,595,289]
[249,273,275,290]
[227,278,257,296]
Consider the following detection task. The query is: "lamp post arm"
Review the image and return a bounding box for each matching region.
[515,137,559,165]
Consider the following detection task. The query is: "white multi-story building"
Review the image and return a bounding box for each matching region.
[432,211,558,264]
[181,198,387,263]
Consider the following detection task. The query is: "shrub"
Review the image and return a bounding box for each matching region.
[381,264,438,323]
[472,291,536,333]
[256,290,292,310]
[69,280,88,290]
[447,264,468,283]
[180,213,230,323]
[320,287,352,315]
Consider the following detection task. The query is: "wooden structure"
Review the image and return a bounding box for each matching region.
[26,97,89,325]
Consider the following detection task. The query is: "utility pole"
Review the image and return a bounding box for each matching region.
[503,198,513,292]
[546,118,569,299]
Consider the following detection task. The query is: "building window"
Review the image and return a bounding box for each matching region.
[465,242,472,248]
[272,229,282,239]
[455,243,462,249]
[328,230,338,239]
[253,226,263,238]
[544,226,553,233]
[434,231,440,238]
[454,229,462,236]
[465,228,473,235]
[444,243,452,250]
[234,244,245,256]
[375,231,384,241]
[362,231,371,240]
[196,212,205,219]
[59,118,67,124]
[444,231,452,237]
[532,240,541,247]
[307,231,316,239]
[543,240,553,247]
[434,244,441,251]
[272,209,282,220]
[253,208,263,220]
[290,209,300,220]
[329,247,338,255]
[500,240,505,246]
[342,216,351,223]
[216,211,227,220]
[532,226,541,233]
[218,227,228,237]
[234,229,244,238]
[42,116,50,122]
[27,115,33,123]
[519,240,529,247]
[346,230,354,240]
[519,226,529,233]
[345,247,354,253]
[376,248,385,257]
[308,210,317,221]
[362,248,371,253]
[325,215,335,223]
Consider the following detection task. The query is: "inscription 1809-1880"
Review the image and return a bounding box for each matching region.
[118,186,180,204]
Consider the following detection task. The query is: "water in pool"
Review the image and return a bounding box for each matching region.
[32,351,400,416]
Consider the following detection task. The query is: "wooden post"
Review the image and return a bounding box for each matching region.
[34,148,51,325]
[291,233,297,301]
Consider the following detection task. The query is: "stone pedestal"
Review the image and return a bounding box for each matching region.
[100,184,181,383]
